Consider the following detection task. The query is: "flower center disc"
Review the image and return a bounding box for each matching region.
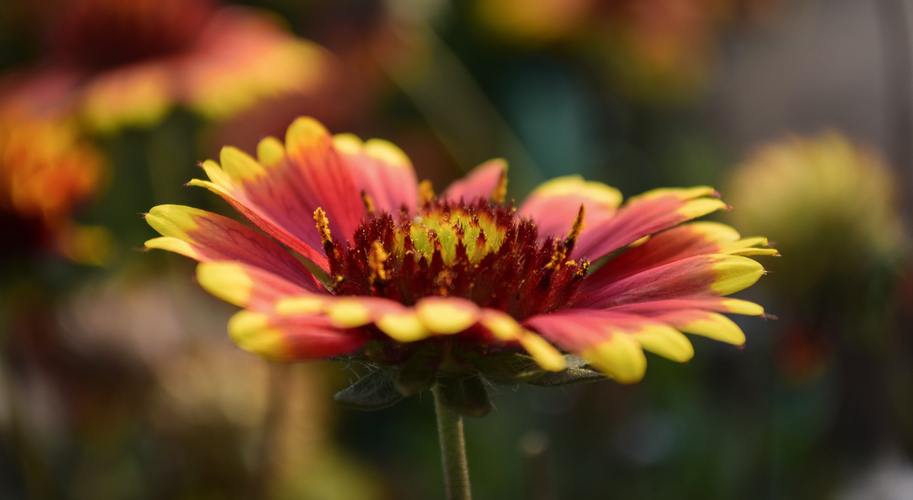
[323,199,588,320]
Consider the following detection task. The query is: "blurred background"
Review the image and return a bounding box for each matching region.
[1,0,912,498]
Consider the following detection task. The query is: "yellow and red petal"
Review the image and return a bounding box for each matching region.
[442,158,508,203]
[574,254,764,309]
[586,221,773,285]
[228,310,367,360]
[273,294,489,345]
[333,133,419,213]
[525,310,695,383]
[144,204,320,291]
[375,310,430,343]
[181,7,331,120]
[609,297,766,318]
[189,117,368,270]
[518,175,622,239]
[415,297,481,334]
[478,309,566,371]
[196,261,320,311]
[572,187,727,261]
[274,294,429,341]
[80,63,173,133]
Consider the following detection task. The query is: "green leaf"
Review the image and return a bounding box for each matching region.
[528,355,604,386]
[333,369,404,411]
[394,345,442,396]
[476,352,605,386]
[474,352,546,384]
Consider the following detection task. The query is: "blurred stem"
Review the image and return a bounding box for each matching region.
[0,357,51,500]
[249,364,289,499]
[432,385,472,500]
[877,0,913,225]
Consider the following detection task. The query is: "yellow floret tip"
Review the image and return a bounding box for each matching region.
[581,334,647,384]
[332,133,363,154]
[286,116,328,152]
[634,324,694,363]
[689,221,741,243]
[416,299,479,335]
[376,312,430,342]
[145,204,206,239]
[228,310,288,359]
[365,139,413,169]
[681,313,746,345]
[634,186,718,201]
[275,295,325,316]
[220,146,265,181]
[196,261,253,307]
[533,175,622,208]
[144,236,198,259]
[722,299,765,316]
[200,159,232,188]
[256,136,285,168]
[519,333,567,372]
[678,198,728,219]
[326,299,373,328]
[710,254,766,295]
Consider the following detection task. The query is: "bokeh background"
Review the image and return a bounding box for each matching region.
[2,0,913,498]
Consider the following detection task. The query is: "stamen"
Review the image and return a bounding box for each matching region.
[313,207,333,246]
[313,207,342,281]
[563,205,585,253]
[368,240,389,282]
[418,179,435,205]
[491,168,508,204]
[545,244,567,270]
[575,259,590,277]
[361,191,376,216]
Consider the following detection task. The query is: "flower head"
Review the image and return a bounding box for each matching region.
[0,105,107,262]
[9,0,330,132]
[146,116,773,392]
[727,132,905,296]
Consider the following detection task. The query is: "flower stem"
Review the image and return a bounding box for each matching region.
[432,385,472,500]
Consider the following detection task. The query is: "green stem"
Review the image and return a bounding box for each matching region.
[432,385,472,500]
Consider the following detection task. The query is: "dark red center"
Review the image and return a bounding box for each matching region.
[321,199,588,320]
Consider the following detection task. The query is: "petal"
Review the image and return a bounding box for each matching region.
[80,63,172,133]
[656,310,746,345]
[609,297,766,317]
[189,117,368,270]
[574,254,765,309]
[525,310,694,383]
[375,310,430,343]
[443,159,507,203]
[572,188,728,260]
[275,294,427,341]
[144,204,320,291]
[478,309,566,371]
[582,334,647,383]
[272,294,487,343]
[333,133,418,213]
[415,297,481,334]
[585,221,762,285]
[228,310,366,360]
[519,175,622,239]
[196,261,320,311]
[182,7,331,120]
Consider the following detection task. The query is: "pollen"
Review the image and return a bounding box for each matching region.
[368,240,389,282]
[360,191,376,215]
[324,198,589,319]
